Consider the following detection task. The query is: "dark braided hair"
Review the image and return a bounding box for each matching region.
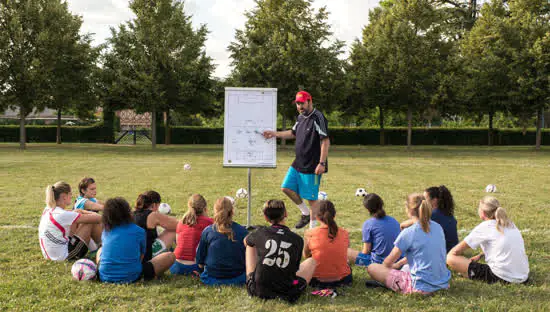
[317,200,338,240]
[135,190,161,211]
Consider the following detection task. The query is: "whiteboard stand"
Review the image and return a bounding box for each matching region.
[247,168,252,229]
[223,87,278,230]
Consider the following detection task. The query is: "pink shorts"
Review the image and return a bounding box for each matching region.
[385,270,431,295]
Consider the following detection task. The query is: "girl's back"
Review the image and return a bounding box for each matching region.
[306,226,350,280]
[395,221,450,292]
[99,223,145,283]
[174,216,213,261]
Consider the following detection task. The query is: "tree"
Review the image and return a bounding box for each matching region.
[0,0,87,149]
[351,0,449,148]
[504,0,550,149]
[459,0,513,145]
[228,0,347,142]
[106,0,215,148]
[39,18,100,145]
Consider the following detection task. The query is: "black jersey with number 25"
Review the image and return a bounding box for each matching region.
[245,225,304,298]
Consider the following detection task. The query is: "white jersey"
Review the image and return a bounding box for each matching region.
[465,220,529,283]
[38,207,80,261]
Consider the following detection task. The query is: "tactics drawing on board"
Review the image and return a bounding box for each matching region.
[223,87,277,168]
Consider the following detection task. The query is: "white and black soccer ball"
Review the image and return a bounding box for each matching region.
[355,188,367,197]
[183,163,192,171]
[159,203,171,214]
[318,191,328,200]
[225,196,236,206]
[236,188,248,199]
[485,184,497,193]
[71,259,97,281]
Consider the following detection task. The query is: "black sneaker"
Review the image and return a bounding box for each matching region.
[295,214,310,229]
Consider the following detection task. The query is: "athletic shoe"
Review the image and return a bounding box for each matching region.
[295,214,310,229]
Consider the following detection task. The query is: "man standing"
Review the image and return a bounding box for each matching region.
[263,91,330,229]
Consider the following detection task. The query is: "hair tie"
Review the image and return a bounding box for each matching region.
[52,186,55,191]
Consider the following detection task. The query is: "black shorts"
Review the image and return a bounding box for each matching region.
[468,262,508,284]
[309,271,353,289]
[141,261,156,281]
[246,273,307,304]
[67,235,88,261]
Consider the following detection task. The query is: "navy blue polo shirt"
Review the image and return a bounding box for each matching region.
[291,109,329,174]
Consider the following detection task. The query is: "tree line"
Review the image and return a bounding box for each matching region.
[0,0,548,149]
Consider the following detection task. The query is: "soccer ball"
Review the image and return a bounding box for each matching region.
[159,203,171,214]
[485,184,497,193]
[236,188,248,199]
[225,196,236,206]
[355,188,367,197]
[183,163,192,171]
[318,191,328,200]
[71,259,97,281]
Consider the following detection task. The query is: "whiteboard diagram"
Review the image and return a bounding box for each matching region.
[224,87,277,168]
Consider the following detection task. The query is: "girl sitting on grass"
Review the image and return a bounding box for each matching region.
[304,200,352,288]
[401,185,458,253]
[73,177,104,211]
[97,197,174,283]
[367,193,450,295]
[133,191,178,263]
[170,194,213,275]
[196,197,248,285]
[39,181,102,261]
[446,196,529,284]
[348,193,401,267]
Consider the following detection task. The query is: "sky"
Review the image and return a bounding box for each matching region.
[66,0,381,78]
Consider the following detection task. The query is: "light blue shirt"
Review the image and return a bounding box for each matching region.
[394,220,451,292]
[74,195,97,210]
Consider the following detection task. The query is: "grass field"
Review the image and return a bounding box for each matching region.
[1,143,549,311]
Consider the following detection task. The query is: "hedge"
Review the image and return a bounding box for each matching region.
[158,126,549,146]
[0,125,548,145]
[0,123,113,143]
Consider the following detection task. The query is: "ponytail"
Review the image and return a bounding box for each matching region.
[480,196,513,233]
[418,199,432,233]
[317,200,338,240]
[213,197,234,241]
[135,190,161,211]
[407,193,432,233]
[45,182,71,209]
[182,194,207,226]
[363,193,386,219]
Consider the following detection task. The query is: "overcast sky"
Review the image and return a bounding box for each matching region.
[66,0,380,78]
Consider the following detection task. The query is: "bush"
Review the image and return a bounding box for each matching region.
[1,125,548,145]
[0,123,112,143]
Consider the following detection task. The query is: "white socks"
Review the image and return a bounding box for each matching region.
[298,202,310,216]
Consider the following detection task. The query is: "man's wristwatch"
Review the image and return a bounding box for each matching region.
[319,162,326,166]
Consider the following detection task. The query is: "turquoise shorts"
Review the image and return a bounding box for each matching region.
[281,167,321,201]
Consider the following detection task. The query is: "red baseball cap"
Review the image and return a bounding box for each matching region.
[295,91,312,103]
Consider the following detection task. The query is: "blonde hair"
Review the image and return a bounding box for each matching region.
[182,194,207,226]
[45,182,71,209]
[479,196,513,233]
[407,193,432,233]
[213,197,234,241]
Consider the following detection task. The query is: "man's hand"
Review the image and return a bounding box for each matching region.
[314,163,326,175]
[262,130,277,139]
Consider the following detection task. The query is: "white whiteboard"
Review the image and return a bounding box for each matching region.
[223,87,277,168]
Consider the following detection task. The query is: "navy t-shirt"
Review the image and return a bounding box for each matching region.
[431,208,458,253]
[362,216,401,264]
[291,109,329,174]
[196,222,248,279]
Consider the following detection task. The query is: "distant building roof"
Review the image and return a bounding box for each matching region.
[0,108,78,120]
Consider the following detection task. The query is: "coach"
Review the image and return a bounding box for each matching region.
[263,91,330,229]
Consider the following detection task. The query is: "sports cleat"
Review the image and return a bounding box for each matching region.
[295,214,310,229]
